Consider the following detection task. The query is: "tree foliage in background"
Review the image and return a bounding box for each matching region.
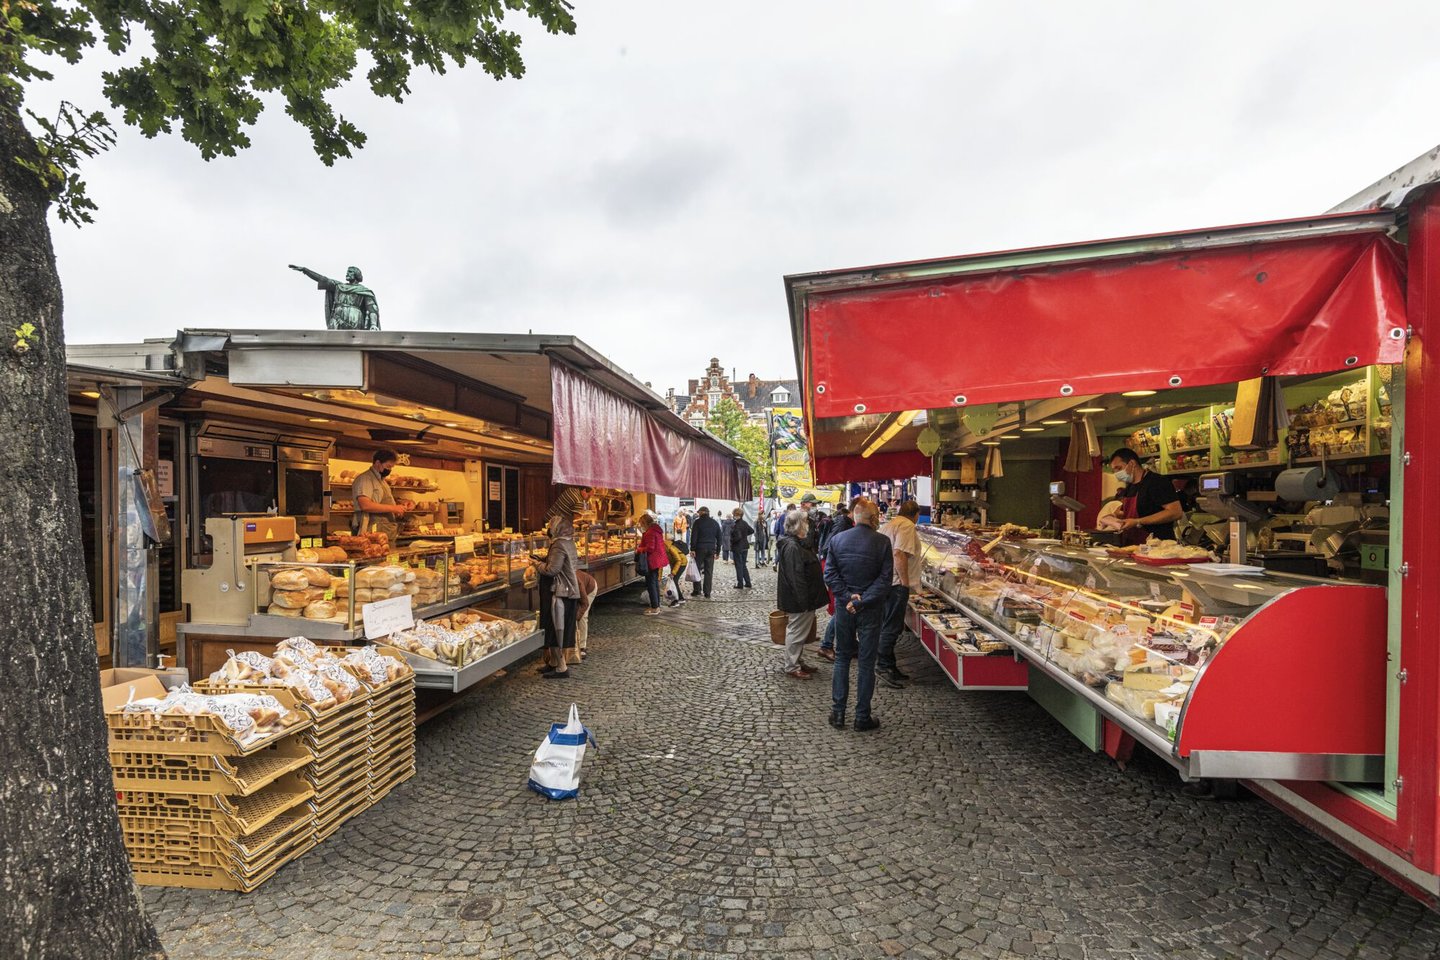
[1,2,575,957]
[705,396,776,493]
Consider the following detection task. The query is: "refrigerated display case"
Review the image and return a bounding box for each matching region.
[917,526,1387,781]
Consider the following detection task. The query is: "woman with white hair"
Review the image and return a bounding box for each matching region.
[775,508,829,678]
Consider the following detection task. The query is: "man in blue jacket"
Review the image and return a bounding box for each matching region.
[822,497,893,732]
[688,506,722,599]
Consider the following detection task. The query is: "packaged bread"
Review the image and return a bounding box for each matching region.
[304,600,338,620]
[270,569,310,592]
[413,567,442,587]
[267,603,304,618]
[276,636,323,661]
[269,589,311,609]
[387,582,408,598]
[405,583,420,597]
[356,565,401,589]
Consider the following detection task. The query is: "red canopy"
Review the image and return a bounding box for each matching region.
[796,221,1407,421]
[550,360,752,500]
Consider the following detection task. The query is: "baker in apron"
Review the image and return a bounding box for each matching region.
[352,449,410,541]
[1108,447,1184,546]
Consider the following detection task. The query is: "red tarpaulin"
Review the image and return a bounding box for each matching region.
[802,233,1407,419]
[550,360,752,500]
[812,449,931,485]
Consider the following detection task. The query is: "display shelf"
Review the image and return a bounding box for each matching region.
[401,629,544,692]
[1167,444,1211,455]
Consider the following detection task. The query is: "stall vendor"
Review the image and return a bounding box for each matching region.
[1108,447,1183,545]
[352,448,409,539]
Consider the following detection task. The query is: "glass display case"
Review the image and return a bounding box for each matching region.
[917,526,1388,782]
[577,522,640,567]
[450,538,510,599]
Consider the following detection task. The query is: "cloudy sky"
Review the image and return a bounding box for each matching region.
[34,1,1440,394]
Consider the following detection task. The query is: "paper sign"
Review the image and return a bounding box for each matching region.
[362,594,414,639]
[156,460,174,497]
[488,481,502,500]
[454,534,476,555]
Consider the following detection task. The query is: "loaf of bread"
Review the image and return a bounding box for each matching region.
[301,566,332,586]
[304,600,338,620]
[270,569,310,591]
[267,603,304,618]
[269,589,311,609]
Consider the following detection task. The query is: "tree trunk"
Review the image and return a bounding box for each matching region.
[0,92,166,960]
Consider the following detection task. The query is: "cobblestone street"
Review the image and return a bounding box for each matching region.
[147,564,1440,960]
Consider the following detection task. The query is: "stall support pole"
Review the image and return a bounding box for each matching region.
[108,385,159,668]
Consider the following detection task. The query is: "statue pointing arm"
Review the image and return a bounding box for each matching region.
[289,264,335,288]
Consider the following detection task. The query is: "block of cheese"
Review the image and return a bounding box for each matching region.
[1123,665,1177,692]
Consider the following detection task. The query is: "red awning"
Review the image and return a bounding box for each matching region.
[794,218,1407,421]
[550,361,752,500]
[812,449,931,485]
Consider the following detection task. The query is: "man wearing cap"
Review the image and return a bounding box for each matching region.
[876,500,923,689]
[688,506,722,599]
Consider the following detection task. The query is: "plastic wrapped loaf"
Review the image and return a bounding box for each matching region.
[122,684,297,745]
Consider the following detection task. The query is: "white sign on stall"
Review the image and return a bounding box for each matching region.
[453,534,477,555]
[156,460,175,498]
[362,594,415,640]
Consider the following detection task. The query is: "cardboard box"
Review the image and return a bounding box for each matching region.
[100,672,169,712]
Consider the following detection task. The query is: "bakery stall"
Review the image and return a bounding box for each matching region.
[784,192,1440,902]
[67,331,750,704]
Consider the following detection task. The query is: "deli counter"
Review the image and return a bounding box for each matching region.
[916,525,1387,782]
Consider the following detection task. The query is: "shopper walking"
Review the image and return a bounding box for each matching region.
[776,509,829,679]
[822,498,893,730]
[665,535,689,606]
[720,512,735,563]
[753,510,772,567]
[688,505,721,599]
[540,516,581,679]
[569,568,599,665]
[673,508,689,544]
[730,508,754,589]
[639,512,668,616]
[876,500,922,689]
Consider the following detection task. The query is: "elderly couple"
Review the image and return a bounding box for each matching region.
[775,497,897,732]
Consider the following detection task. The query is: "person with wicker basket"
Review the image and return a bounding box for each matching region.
[775,509,828,679]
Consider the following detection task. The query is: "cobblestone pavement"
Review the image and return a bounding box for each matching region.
[146,562,1440,959]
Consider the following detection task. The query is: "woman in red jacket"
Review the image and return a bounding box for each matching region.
[638,512,669,616]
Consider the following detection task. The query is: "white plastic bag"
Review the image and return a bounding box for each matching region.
[684,559,703,583]
[662,572,680,603]
[527,703,597,800]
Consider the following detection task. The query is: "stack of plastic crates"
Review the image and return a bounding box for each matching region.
[195,675,375,843]
[363,648,417,802]
[108,692,316,891]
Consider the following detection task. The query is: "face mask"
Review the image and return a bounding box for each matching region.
[1112,468,1130,484]
[379,467,392,478]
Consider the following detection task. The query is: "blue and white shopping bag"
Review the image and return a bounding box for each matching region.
[527,703,598,800]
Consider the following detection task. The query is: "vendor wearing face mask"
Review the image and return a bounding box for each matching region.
[1108,447,1183,545]
[352,448,410,539]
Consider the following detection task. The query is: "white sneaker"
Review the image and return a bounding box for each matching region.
[643,608,660,616]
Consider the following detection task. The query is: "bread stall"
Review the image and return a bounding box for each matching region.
[783,195,1440,902]
[68,330,752,702]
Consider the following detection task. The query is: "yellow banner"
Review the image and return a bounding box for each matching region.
[775,448,809,466]
[770,407,807,452]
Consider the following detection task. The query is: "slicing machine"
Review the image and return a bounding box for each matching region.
[182,516,297,624]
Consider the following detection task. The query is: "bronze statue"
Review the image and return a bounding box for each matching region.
[289,264,381,330]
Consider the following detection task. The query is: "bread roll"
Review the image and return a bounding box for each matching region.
[296,548,319,563]
[270,589,311,609]
[267,603,304,618]
[270,570,310,591]
[304,600,338,619]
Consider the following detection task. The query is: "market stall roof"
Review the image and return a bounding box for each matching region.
[68,329,751,500]
[784,210,1408,483]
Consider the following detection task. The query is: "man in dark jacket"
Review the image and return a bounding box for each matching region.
[688,506,722,599]
[753,511,771,567]
[776,510,829,678]
[822,498,893,732]
[729,508,754,589]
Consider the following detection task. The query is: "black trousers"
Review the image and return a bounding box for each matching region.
[691,550,716,597]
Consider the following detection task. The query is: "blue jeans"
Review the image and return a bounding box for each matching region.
[734,548,751,588]
[831,604,881,722]
[644,568,661,609]
[877,584,909,672]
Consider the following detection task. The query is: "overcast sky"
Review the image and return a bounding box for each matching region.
[34,1,1440,394]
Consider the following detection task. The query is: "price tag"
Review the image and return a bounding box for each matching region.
[1149,582,1162,600]
[387,552,400,565]
[362,595,414,639]
[454,534,476,556]
[323,587,335,601]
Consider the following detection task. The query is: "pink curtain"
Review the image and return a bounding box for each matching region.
[550,360,752,500]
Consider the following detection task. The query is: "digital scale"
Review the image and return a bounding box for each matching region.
[1048,481,1086,534]
[1197,472,1268,564]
